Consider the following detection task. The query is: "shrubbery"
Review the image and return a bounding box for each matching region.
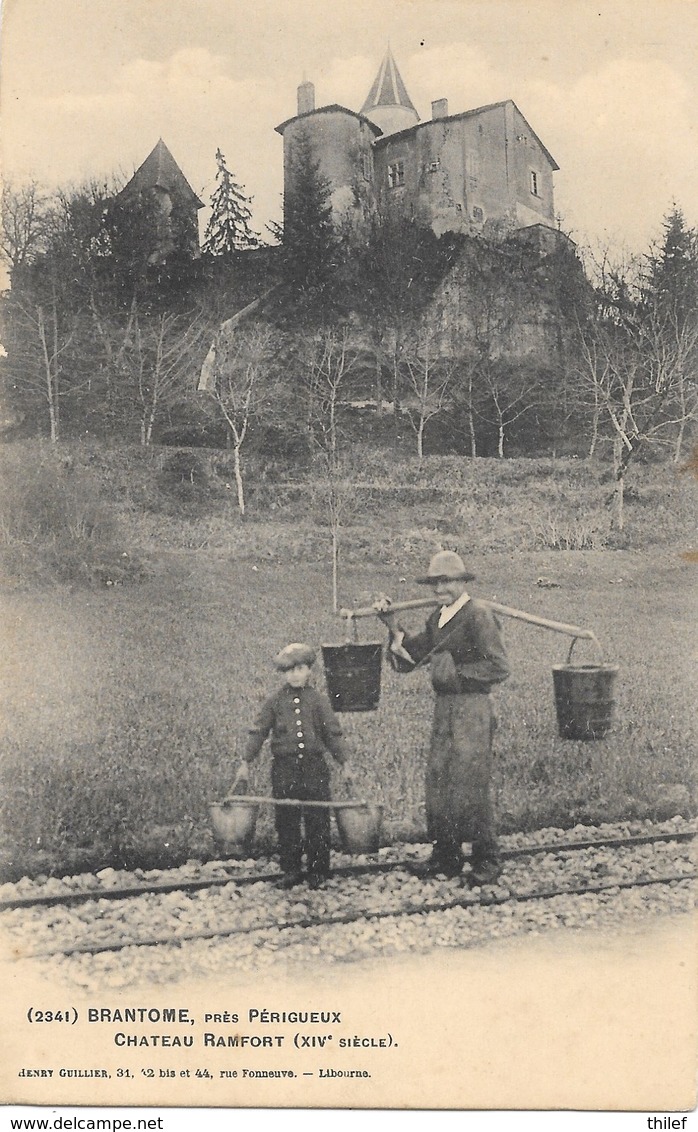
[2,441,694,575]
[0,449,148,588]
[153,449,216,516]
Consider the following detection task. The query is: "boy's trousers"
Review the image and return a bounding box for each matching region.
[271,752,331,877]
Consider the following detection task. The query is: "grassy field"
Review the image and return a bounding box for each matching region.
[1,528,696,881]
[0,440,696,880]
[2,438,697,563]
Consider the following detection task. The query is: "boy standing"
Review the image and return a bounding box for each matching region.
[232,643,351,889]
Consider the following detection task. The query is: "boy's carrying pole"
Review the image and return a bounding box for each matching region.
[210,797,384,856]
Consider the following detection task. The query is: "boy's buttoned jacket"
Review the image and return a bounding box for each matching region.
[242,684,348,764]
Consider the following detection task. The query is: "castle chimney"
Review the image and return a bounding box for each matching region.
[297,81,315,116]
[432,98,448,120]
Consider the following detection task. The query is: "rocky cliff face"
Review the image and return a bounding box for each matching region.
[423,231,586,370]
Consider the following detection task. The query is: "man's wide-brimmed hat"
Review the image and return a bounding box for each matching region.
[274,643,317,670]
[416,550,476,585]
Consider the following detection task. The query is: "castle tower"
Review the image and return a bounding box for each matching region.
[360,47,419,136]
[118,138,203,262]
[275,85,381,239]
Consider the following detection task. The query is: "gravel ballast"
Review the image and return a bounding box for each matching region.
[1,818,694,990]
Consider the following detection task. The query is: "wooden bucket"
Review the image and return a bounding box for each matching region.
[209,799,259,853]
[552,639,618,741]
[321,643,383,712]
[334,803,384,854]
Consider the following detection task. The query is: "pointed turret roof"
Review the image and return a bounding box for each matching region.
[121,139,204,208]
[361,47,418,117]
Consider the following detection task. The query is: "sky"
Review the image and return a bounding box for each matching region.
[1,0,697,256]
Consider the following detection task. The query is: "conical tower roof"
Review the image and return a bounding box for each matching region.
[121,138,203,208]
[360,47,419,134]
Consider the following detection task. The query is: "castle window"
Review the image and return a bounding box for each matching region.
[362,153,372,182]
[424,160,440,174]
[388,161,405,189]
[472,206,484,223]
[466,152,480,185]
[530,170,540,197]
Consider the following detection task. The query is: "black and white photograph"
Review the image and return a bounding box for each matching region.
[0,0,696,1121]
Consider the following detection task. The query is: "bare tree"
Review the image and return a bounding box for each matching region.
[671,341,698,464]
[304,325,359,467]
[0,180,50,277]
[577,252,696,529]
[303,324,360,611]
[455,239,520,457]
[1,176,170,440]
[5,293,77,441]
[120,311,209,446]
[642,286,698,465]
[203,323,276,516]
[401,325,456,462]
[477,358,545,458]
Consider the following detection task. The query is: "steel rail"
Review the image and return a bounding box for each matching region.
[1,828,694,912]
[23,870,696,960]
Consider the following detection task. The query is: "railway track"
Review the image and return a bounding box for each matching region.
[1,827,695,913]
[2,824,694,960]
[21,868,697,960]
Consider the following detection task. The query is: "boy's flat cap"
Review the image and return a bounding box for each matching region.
[274,643,317,670]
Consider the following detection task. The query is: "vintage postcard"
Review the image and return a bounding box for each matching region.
[0,0,696,1118]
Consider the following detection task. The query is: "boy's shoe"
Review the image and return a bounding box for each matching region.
[468,861,502,887]
[307,872,331,889]
[276,872,304,890]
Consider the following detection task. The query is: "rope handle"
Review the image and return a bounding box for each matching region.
[342,611,360,643]
[565,634,607,666]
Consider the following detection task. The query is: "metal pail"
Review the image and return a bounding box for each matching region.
[321,643,383,712]
[209,800,259,853]
[334,804,384,854]
[552,664,619,740]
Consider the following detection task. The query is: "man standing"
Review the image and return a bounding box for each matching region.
[375,551,510,885]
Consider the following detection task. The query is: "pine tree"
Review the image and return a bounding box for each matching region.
[644,206,698,462]
[282,129,339,292]
[203,149,258,255]
[646,205,698,328]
